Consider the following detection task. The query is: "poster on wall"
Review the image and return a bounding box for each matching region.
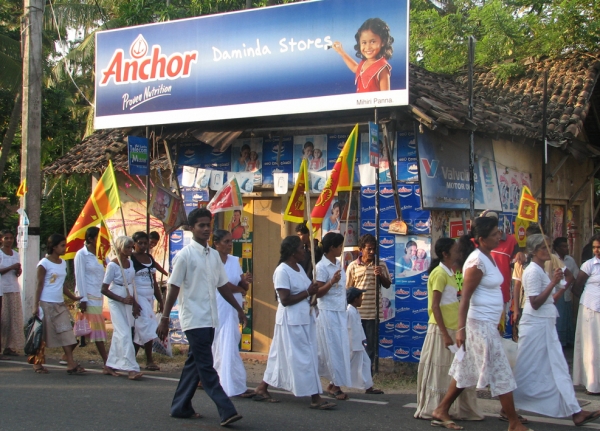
[416,128,502,210]
[293,135,328,175]
[95,0,409,129]
[263,136,293,187]
[360,132,396,183]
[231,138,263,185]
[176,142,232,171]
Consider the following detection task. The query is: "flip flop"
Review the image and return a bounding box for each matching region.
[431,419,464,430]
[3,349,19,356]
[102,367,120,377]
[0,355,12,360]
[499,413,528,424]
[33,366,49,374]
[170,412,203,419]
[67,365,86,375]
[220,413,242,426]
[238,390,257,398]
[309,400,336,410]
[365,388,384,394]
[145,364,160,371]
[585,390,600,396]
[576,410,600,427]
[328,390,349,400]
[253,394,280,403]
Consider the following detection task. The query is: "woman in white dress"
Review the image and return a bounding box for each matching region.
[101,236,143,380]
[573,233,600,395]
[0,229,24,357]
[254,235,335,410]
[432,217,530,431]
[211,229,255,397]
[315,232,351,400]
[513,234,600,426]
[131,231,164,371]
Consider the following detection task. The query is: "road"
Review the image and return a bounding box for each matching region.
[0,359,597,431]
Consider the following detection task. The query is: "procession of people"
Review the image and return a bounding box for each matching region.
[2,211,600,429]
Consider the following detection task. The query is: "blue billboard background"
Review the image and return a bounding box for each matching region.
[95,0,409,128]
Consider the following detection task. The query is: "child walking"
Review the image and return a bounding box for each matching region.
[333,18,394,93]
[346,287,383,394]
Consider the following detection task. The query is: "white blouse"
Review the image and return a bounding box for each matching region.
[522,262,558,318]
[463,249,504,323]
[273,263,312,326]
[315,257,347,312]
[0,249,20,294]
[580,257,600,313]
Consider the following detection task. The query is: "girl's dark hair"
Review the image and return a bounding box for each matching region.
[354,18,394,60]
[1,229,14,237]
[322,232,344,253]
[85,227,100,244]
[149,231,160,241]
[303,141,314,150]
[472,217,498,245]
[132,231,149,243]
[240,144,250,154]
[428,238,455,274]
[457,235,475,267]
[212,229,230,248]
[47,233,66,255]
[279,235,302,265]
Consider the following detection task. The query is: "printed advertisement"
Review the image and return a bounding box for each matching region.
[263,136,293,187]
[127,136,149,175]
[95,0,409,129]
[231,138,263,185]
[176,142,232,171]
[293,134,328,174]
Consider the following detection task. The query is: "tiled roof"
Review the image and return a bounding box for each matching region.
[44,51,600,175]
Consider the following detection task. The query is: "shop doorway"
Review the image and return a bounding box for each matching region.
[252,198,283,352]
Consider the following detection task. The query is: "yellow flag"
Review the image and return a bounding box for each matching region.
[283,159,308,223]
[16,180,27,197]
[517,186,538,222]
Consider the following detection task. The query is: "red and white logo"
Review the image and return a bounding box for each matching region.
[100,34,198,86]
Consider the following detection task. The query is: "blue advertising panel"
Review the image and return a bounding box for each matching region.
[127,136,150,175]
[176,142,232,171]
[95,0,409,129]
[368,122,379,167]
[360,186,377,219]
[416,128,502,210]
[262,136,293,187]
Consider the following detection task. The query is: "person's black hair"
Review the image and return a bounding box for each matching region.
[428,238,455,274]
[553,236,568,251]
[132,231,149,243]
[47,233,66,255]
[353,18,394,60]
[240,144,250,154]
[1,229,14,237]
[303,141,314,150]
[591,234,600,245]
[233,209,241,215]
[295,222,309,235]
[279,235,302,265]
[322,232,344,254]
[212,229,231,249]
[471,217,498,245]
[188,208,212,227]
[525,223,541,236]
[84,227,100,244]
[405,240,417,251]
[358,233,377,250]
[149,231,160,241]
[331,201,340,212]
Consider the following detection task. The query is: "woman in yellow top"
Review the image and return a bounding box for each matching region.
[415,237,483,423]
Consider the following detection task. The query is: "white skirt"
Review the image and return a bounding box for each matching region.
[133,286,158,346]
[106,284,140,372]
[449,318,516,398]
[573,304,600,393]
[513,313,580,417]
[415,324,483,420]
[317,309,351,387]
[213,293,247,397]
[349,349,373,390]
[263,312,322,397]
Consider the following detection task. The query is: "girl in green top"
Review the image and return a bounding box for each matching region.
[414,238,482,424]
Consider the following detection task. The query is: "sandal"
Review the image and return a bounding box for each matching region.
[310,400,336,410]
[33,366,49,374]
[170,412,203,419]
[499,413,528,424]
[3,349,19,356]
[253,394,280,403]
[238,390,257,399]
[145,363,160,371]
[128,372,144,380]
[328,390,349,400]
[102,367,120,377]
[575,410,600,427]
[585,390,600,396]
[67,365,86,375]
[431,419,464,430]
[365,387,384,394]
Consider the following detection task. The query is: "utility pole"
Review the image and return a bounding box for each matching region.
[20,0,43,321]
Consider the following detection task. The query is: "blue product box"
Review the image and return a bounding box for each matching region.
[360,186,377,219]
[360,219,377,236]
[397,161,419,183]
[263,136,294,186]
[393,345,411,362]
[379,185,397,219]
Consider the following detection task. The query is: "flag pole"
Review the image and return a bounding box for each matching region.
[340,190,354,270]
[303,160,317,305]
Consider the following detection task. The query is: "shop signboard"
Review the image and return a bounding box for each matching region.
[95,0,409,129]
[416,128,502,211]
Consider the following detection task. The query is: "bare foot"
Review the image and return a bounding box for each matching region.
[431,407,453,423]
[508,424,531,431]
[128,371,143,380]
[102,366,120,377]
[573,410,600,426]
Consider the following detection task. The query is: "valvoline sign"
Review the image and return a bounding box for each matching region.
[95,0,409,129]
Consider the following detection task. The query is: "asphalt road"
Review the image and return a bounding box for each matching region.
[0,359,596,431]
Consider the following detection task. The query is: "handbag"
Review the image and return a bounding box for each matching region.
[24,315,44,355]
[73,312,92,337]
[151,313,173,357]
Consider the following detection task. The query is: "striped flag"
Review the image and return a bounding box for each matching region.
[517,185,539,222]
[207,177,243,214]
[64,161,121,260]
[311,125,359,229]
[283,158,308,223]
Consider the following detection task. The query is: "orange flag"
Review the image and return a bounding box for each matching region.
[96,221,112,266]
[517,185,539,222]
[283,158,308,223]
[16,179,27,197]
[64,161,121,260]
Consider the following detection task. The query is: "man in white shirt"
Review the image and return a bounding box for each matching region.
[157,208,247,427]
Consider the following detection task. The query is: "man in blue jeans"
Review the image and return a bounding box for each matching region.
[157,208,247,427]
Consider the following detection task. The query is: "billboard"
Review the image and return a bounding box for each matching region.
[416,128,502,211]
[95,0,409,129]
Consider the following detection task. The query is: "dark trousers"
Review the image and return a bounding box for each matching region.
[170,327,237,421]
[361,319,377,364]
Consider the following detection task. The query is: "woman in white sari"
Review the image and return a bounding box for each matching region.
[315,232,351,400]
[513,234,600,426]
[211,229,255,398]
[101,236,143,380]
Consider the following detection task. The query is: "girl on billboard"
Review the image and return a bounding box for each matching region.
[332,18,394,93]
